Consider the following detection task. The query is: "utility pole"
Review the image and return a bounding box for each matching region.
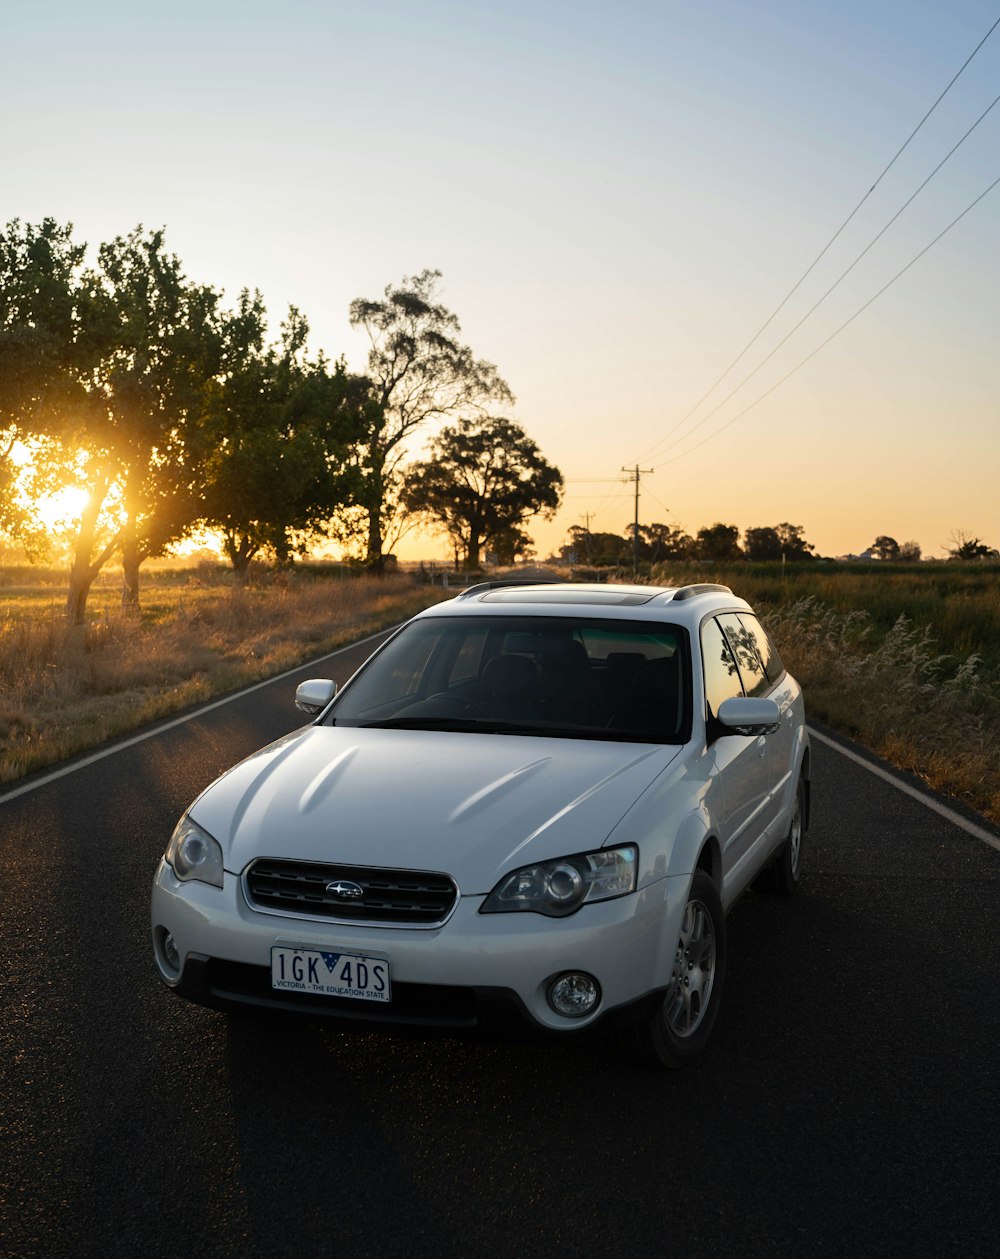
[622,465,653,578]
[579,512,595,563]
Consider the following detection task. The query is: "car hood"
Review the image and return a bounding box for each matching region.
[190,725,681,894]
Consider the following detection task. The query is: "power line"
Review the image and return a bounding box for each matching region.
[643,84,1000,463]
[636,11,1000,464]
[644,488,685,529]
[657,170,1000,466]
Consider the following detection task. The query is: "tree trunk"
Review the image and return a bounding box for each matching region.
[66,567,95,627]
[367,508,384,570]
[65,479,117,625]
[366,462,384,571]
[224,531,256,585]
[121,531,141,611]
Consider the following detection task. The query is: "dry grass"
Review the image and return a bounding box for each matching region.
[0,570,448,785]
[4,560,999,826]
[763,598,1000,825]
[642,560,1000,823]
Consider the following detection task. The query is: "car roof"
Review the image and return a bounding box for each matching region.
[414,581,754,624]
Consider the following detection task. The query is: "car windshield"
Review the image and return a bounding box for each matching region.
[326,615,691,743]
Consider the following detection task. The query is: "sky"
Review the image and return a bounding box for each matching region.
[4,0,999,561]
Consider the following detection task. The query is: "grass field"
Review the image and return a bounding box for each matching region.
[2,560,998,824]
[0,565,448,786]
[648,560,1000,824]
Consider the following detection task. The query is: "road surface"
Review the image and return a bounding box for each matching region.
[2,632,998,1258]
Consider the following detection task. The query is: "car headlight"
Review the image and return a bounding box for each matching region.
[481,845,637,918]
[165,815,225,889]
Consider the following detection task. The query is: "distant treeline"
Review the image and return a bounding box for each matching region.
[558,523,998,566]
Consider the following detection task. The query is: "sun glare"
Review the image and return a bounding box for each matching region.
[36,485,90,532]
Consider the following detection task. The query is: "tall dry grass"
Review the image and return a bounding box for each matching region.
[763,598,1000,824]
[0,573,448,786]
[644,560,1000,822]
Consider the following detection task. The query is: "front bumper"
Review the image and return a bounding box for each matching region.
[169,953,666,1040]
[151,858,689,1037]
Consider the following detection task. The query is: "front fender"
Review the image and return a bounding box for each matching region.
[664,806,716,882]
[606,748,718,889]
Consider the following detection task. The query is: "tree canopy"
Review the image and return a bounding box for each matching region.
[349,269,513,566]
[869,535,900,561]
[1,218,86,537]
[695,522,743,562]
[76,226,229,614]
[194,299,371,578]
[1,219,383,619]
[402,416,562,569]
[746,522,814,561]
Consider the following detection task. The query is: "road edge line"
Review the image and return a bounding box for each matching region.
[809,726,1000,853]
[0,626,397,807]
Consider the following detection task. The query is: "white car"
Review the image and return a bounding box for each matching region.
[151,581,809,1068]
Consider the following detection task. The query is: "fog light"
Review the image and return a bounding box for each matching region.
[547,972,600,1018]
[160,929,181,973]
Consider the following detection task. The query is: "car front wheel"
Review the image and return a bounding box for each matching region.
[617,870,727,1069]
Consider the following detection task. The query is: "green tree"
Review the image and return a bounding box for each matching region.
[775,522,815,560]
[634,522,694,562]
[746,523,814,560]
[869,535,900,561]
[195,298,369,580]
[349,269,514,567]
[63,226,226,620]
[696,522,743,562]
[898,540,922,562]
[0,218,87,538]
[557,526,631,566]
[402,416,561,569]
[744,526,783,561]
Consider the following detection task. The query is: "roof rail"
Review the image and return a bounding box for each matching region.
[671,583,734,601]
[457,579,561,599]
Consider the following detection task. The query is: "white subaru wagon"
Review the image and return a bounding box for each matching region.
[151,581,809,1068]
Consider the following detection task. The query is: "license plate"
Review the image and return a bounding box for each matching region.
[270,945,391,1003]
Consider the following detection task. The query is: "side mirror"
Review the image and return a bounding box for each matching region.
[295,678,338,716]
[717,696,781,736]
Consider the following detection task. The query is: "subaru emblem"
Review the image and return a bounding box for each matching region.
[326,880,364,900]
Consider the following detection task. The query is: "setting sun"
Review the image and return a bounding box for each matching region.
[35,485,89,532]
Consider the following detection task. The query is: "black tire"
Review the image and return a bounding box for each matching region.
[616,870,727,1069]
[759,775,806,895]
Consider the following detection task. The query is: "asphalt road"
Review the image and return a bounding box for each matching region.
[2,633,998,1259]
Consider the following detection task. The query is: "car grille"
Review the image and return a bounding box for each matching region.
[243,859,459,926]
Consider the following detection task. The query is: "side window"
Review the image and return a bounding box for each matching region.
[739,613,785,684]
[701,617,744,720]
[718,613,770,697]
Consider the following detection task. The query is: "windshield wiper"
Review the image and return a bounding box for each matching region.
[353,716,664,741]
[355,717,484,731]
